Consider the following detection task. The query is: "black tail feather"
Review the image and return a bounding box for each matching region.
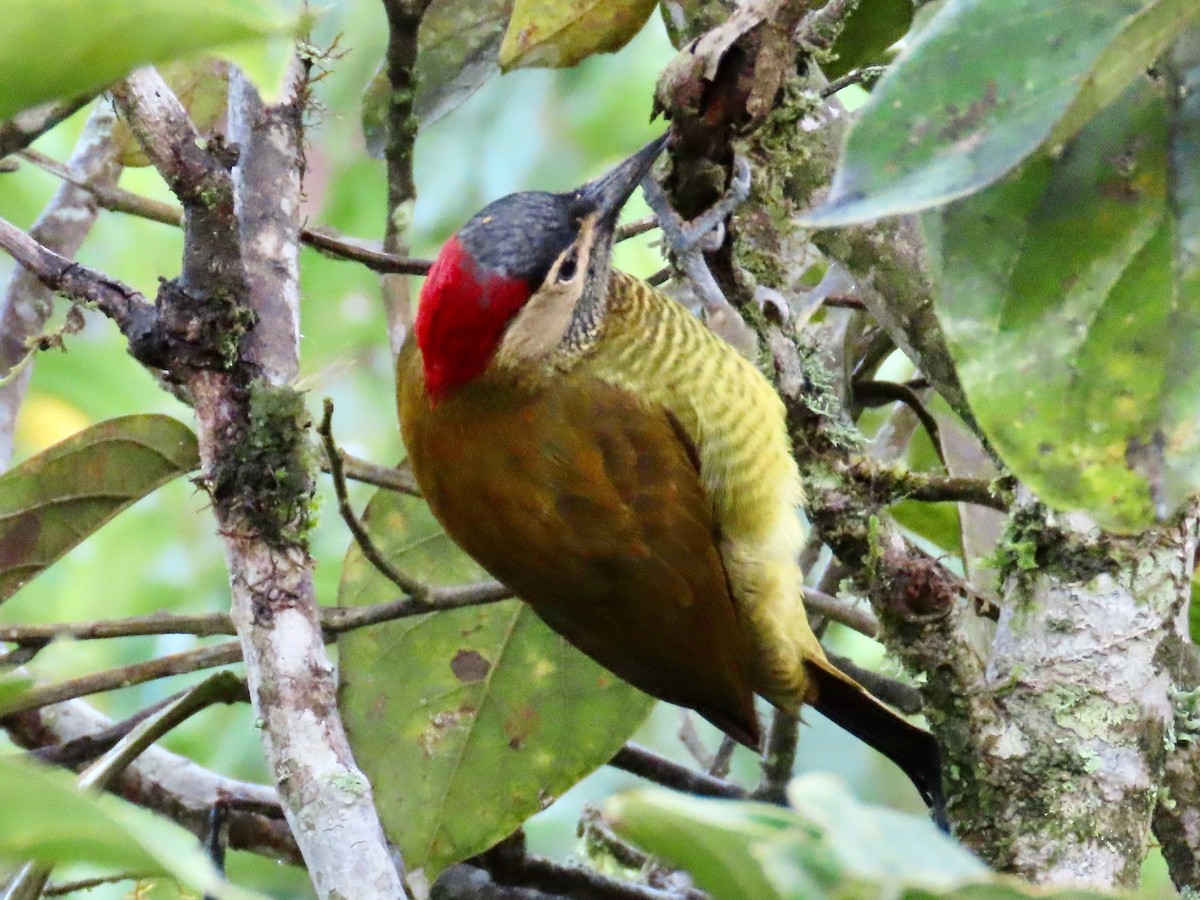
[806,662,948,831]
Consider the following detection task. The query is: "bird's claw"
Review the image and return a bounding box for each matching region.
[639,156,753,323]
[640,156,751,257]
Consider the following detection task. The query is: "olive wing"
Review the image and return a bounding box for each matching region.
[398,345,760,746]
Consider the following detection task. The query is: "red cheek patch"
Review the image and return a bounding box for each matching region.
[416,235,531,399]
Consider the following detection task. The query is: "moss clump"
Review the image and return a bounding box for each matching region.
[794,338,863,453]
[213,381,317,548]
[990,500,1120,589]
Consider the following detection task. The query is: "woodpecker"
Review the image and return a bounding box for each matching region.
[398,135,944,819]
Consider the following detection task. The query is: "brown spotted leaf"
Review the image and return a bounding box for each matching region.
[498,0,658,71]
[0,415,199,602]
[337,485,654,881]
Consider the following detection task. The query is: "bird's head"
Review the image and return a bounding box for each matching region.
[414,134,669,400]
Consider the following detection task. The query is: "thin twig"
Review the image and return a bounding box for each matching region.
[708,735,736,779]
[0,613,234,643]
[610,743,745,800]
[854,379,945,467]
[18,148,436,276]
[481,831,689,900]
[0,215,156,340]
[820,65,887,98]
[19,148,182,225]
[319,397,431,598]
[578,805,651,871]
[33,679,247,770]
[848,459,1009,511]
[0,642,243,717]
[43,874,155,897]
[577,808,709,900]
[676,712,714,770]
[752,709,799,805]
[822,293,867,310]
[379,0,438,351]
[0,94,96,160]
[301,227,433,274]
[615,215,658,243]
[78,672,245,792]
[827,653,923,715]
[646,267,671,287]
[802,586,880,638]
[322,449,421,496]
[0,581,511,646]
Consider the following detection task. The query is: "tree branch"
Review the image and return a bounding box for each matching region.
[0,641,243,716]
[0,94,96,160]
[610,744,745,800]
[0,578,511,646]
[328,450,421,495]
[0,103,123,466]
[0,215,156,341]
[111,65,406,899]
[378,0,437,351]
[319,397,429,596]
[845,458,1009,511]
[801,587,879,638]
[478,831,693,900]
[752,709,799,805]
[17,148,436,275]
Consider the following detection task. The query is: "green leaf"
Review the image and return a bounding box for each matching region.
[607,775,990,900]
[418,0,514,127]
[609,775,1121,900]
[802,0,1200,226]
[498,0,658,71]
[0,415,199,601]
[608,790,811,900]
[362,0,512,156]
[823,0,913,80]
[337,486,655,880]
[892,500,962,556]
[1,0,296,120]
[0,754,259,899]
[923,74,1200,532]
[1163,29,1200,517]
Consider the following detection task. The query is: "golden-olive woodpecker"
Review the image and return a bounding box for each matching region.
[398,135,944,818]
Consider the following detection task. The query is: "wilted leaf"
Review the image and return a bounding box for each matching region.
[924,74,1200,532]
[0,754,258,899]
[0,415,199,601]
[823,0,912,80]
[338,486,655,880]
[498,0,658,71]
[0,0,296,121]
[803,0,1200,226]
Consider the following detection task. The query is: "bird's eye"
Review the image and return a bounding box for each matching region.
[557,249,579,282]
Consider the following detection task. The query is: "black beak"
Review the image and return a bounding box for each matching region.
[577,133,671,225]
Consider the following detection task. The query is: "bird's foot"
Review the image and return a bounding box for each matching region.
[639,157,752,321]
